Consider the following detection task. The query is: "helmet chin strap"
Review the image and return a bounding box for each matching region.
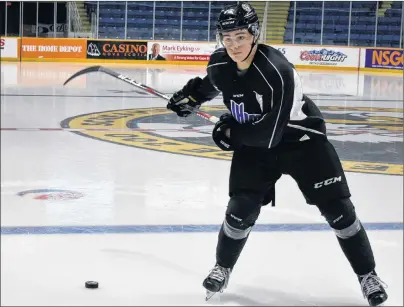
[241,30,259,62]
[242,40,257,62]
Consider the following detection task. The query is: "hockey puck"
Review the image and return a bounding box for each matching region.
[85,281,99,289]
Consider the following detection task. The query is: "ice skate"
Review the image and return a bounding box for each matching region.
[202,264,232,301]
[359,270,388,306]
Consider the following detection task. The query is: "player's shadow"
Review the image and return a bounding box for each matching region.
[102,248,365,306]
[216,285,365,306]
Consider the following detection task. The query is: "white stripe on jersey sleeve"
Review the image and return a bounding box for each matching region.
[287,123,325,135]
[207,62,227,69]
[289,69,307,120]
[252,63,274,110]
[258,49,284,148]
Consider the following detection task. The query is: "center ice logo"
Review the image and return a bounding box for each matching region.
[60,106,403,176]
[300,49,347,63]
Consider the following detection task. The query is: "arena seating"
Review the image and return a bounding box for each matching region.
[84,1,402,47]
[284,1,402,47]
[85,1,236,41]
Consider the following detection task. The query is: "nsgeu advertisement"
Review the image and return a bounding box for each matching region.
[364,48,403,70]
[147,42,217,61]
[86,40,147,60]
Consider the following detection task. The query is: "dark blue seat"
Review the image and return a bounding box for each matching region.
[92,0,397,45]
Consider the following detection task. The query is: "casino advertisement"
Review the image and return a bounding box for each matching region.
[147,42,217,62]
[86,40,148,60]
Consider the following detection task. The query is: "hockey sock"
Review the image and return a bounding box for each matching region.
[216,224,249,269]
[337,222,375,275]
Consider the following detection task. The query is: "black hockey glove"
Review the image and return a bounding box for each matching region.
[167,77,204,117]
[212,113,237,151]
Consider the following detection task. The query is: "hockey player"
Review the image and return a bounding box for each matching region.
[166,3,388,306]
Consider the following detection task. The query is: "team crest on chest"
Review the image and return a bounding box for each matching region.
[230,100,262,124]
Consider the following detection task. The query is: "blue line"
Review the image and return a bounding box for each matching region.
[1,222,402,235]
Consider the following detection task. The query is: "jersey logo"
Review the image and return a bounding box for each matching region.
[253,91,263,112]
[230,100,262,124]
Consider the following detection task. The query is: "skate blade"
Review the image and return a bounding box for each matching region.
[205,290,216,301]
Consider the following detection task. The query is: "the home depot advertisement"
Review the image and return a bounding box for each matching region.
[147,42,217,61]
[0,37,19,59]
[20,38,86,59]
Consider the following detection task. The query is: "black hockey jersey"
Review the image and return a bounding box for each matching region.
[197,44,327,149]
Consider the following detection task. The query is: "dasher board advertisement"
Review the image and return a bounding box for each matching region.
[20,38,86,59]
[364,48,403,70]
[271,44,360,68]
[147,42,217,61]
[0,37,18,59]
[86,40,148,60]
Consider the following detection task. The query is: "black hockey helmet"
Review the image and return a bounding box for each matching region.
[216,2,260,40]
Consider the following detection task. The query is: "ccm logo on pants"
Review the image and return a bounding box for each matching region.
[314,176,342,189]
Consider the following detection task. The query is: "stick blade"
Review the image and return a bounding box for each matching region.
[63,65,103,86]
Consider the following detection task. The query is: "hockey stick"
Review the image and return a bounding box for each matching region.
[63,65,219,124]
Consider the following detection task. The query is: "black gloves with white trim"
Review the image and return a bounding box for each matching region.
[168,79,241,152]
[212,113,240,151]
[167,77,206,117]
